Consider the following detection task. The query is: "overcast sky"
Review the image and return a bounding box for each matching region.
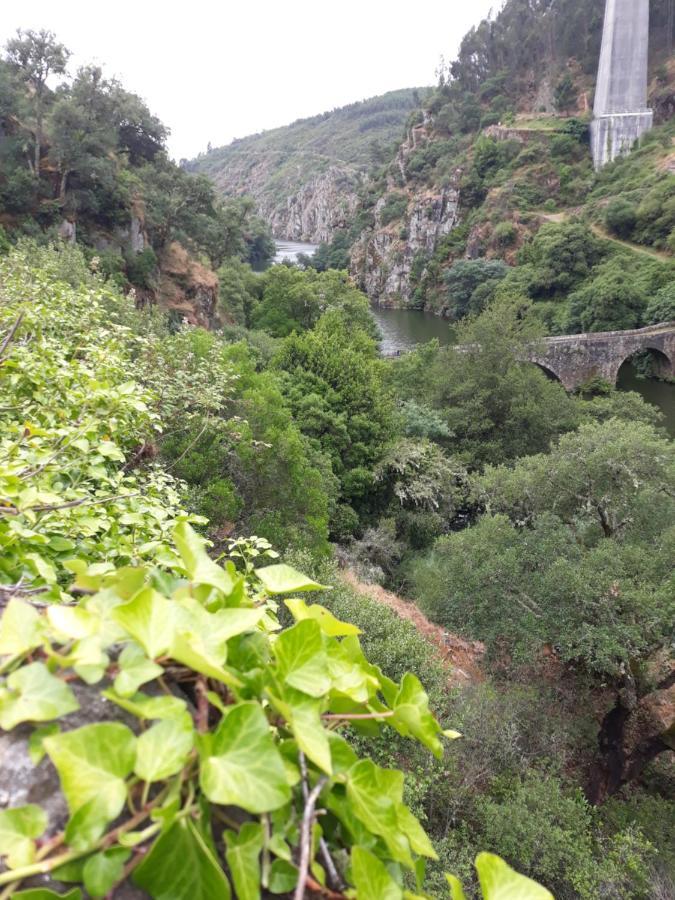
[1,0,499,160]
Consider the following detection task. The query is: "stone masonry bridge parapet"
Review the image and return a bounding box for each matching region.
[526,322,675,390]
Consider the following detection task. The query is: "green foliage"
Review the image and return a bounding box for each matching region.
[273,305,393,526]
[391,299,579,468]
[605,197,638,239]
[414,419,674,675]
[0,40,273,282]
[0,520,455,897]
[554,73,578,115]
[644,281,675,325]
[517,222,606,298]
[380,192,409,226]
[567,258,646,332]
[443,259,507,319]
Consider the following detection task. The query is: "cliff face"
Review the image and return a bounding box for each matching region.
[264,168,361,243]
[350,120,460,306]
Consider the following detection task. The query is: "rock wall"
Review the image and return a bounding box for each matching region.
[350,122,460,307]
[264,167,361,243]
[157,242,220,328]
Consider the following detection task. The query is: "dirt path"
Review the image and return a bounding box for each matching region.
[539,210,671,262]
[341,570,484,687]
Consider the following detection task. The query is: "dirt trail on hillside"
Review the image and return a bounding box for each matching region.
[342,570,484,687]
[539,210,671,262]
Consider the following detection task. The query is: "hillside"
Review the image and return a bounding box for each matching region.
[0,35,274,326]
[301,0,675,334]
[187,88,429,242]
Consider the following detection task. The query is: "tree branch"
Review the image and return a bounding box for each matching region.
[0,313,24,362]
[294,775,328,900]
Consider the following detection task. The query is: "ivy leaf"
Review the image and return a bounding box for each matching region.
[267,859,299,893]
[135,716,194,782]
[13,890,82,899]
[351,846,404,900]
[255,564,328,594]
[133,818,231,900]
[28,723,60,764]
[170,631,242,687]
[102,690,187,721]
[475,852,554,899]
[44,723,137,849]
[200,702,291,813]
[82,848,130,898]
[284,598,360,636]
[113,643,163,697]
[111,586,175,659]
[0,804,48,869]
[392,673,444,758]
[0,598,45,656]
[225,822,264,900]
[346,759,415,869]
[0,662,79,730]
[173,522,233,596]
[270,687,332,775]
[445,874,468,900]
[46,606,99,641]
[273,620,331,697]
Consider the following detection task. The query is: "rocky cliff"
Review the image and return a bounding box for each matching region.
[264,167,361,243]
[350,119,460,306]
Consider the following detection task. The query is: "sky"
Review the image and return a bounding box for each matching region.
[1,0,499,161]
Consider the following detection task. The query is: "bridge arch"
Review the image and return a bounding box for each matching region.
[612,344,674,384]
[528,360,564,384]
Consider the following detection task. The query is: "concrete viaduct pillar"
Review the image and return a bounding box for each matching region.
[591,0,653,169]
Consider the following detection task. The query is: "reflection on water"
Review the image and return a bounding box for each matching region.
[369,305,675,436]
[370,305,455,354]
[273,241,319,265]
[617,363,675,436]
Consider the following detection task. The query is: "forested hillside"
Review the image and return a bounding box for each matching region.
[0,31,274,326]
[187,89,429,243]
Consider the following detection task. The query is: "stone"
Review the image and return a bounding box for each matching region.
[350,119,460,308]
[525,322,675,390]
[0,682,149,897]
[57,220,76,245]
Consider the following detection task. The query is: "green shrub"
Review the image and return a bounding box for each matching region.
[494,221,518,246]
[644,281,675,324]
[605,197,638,238]
[380,192,409,226]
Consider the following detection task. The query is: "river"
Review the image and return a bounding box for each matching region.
[273,241,319,265]
[272,242,674,435]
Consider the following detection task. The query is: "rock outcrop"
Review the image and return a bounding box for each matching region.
[157,241,220,328]
[350,121,460,307]
[265,167,360,243]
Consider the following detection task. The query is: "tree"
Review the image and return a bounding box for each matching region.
[554,73,577,116]
[444,259,508,319]
[604,197,637,239]
[416,298,579,467]
[567,259,646,332]
[644,281,675,325]
[5,29,70,177]
[518,222,605,298]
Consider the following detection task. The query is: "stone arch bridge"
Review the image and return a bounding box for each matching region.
[526,322,675,391]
